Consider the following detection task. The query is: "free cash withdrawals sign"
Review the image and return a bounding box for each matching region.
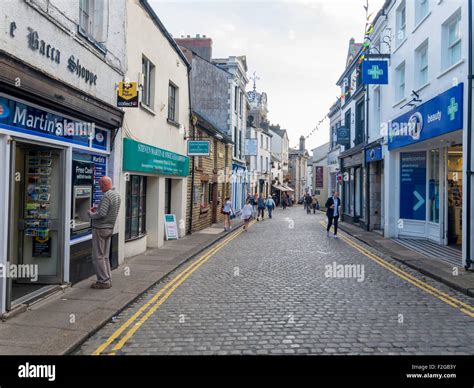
[123,138,189,176]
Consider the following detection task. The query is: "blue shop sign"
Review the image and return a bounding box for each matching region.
[365,144,383,163]
[0,96,108,150]
[400,151,426,221]
[362,60,388,84]
[388,84,463,150]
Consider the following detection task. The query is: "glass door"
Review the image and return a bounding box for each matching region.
[447,146,463,247]
[7,140,65,306]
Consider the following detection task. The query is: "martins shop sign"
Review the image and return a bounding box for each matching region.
[9,22,98,85]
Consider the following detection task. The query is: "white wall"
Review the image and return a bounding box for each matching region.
[381,0,469,241]
[0,0,126,105]
[120,0,190,258]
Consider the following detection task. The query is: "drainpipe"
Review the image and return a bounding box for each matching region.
[365,84,371,232]
[466,0,473,269]
[187,68,195,235]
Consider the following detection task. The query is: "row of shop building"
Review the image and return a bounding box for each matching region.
[323,0,473,270]
[0,0,289,315]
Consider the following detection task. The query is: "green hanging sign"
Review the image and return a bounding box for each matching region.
[123,138,189,176]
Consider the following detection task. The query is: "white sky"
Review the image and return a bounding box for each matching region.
[150,0,385,151]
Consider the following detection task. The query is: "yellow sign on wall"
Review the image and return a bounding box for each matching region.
[117,82,139,107]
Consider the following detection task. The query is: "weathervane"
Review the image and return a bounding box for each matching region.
[250,71,260,92]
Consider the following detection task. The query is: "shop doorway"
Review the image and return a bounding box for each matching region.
[211,182,218,224]
[7,140,65,308]
[446,146,462,248]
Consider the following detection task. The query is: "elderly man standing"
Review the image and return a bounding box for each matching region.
[87,176,121,289]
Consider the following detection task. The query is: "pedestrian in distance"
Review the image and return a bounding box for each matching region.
[312,194,319,214]
[251,193,258,218]
[281,192,287,209]
[304,192,312,214]
[241,199,253,231]
[87,176,121,289]
[222,196,234,231]
[265,196,276,219]
[257,195,266,221]
[325,191,341,239]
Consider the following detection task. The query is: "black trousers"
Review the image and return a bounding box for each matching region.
[327,215,339,235]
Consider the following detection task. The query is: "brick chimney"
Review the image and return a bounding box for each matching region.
[175,34,213,61]
[299,136,305,152]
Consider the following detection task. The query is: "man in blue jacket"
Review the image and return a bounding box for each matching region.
[325,191,341,238]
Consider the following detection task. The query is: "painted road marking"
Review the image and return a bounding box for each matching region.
[320,221,474,318]
[93,221,255,355]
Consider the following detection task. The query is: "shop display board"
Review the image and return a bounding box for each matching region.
[25,150,52,257]
[400,152,426,221]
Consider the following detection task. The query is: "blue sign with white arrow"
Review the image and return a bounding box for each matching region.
[400,152,426,220]
[362,60,388,84]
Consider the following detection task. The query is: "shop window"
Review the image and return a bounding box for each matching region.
[429,149,440,223]
[168,83,178,123]
[142,56,155,109]
[125,175,147,241]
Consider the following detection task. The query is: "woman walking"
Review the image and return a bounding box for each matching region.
[222,196,234,231]
[241,199,253,231]
[257,195,266,221]
[265,196,276,219]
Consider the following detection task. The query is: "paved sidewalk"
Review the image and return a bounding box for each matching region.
[338,221,474,297]
[0,220,243,355]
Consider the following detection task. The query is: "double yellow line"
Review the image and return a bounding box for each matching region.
[93,223,253,355]
[320,221,474,318]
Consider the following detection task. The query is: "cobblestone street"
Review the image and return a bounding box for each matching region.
[76,206,474,356]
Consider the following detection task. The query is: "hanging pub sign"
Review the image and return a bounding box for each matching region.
[362,60,388,85]
[336,126,350,147]
[117,82,139,108]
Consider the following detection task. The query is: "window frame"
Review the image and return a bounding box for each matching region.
[142,56,155,109]
[415,41,429,88]
[168,82,178,123]
[447,16,462,67]
[395,61,406,101]
[415,0,429,26]
[396,1,407,45]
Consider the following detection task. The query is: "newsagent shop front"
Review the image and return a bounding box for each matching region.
[385,84,464,249]
[0,62,122,313]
